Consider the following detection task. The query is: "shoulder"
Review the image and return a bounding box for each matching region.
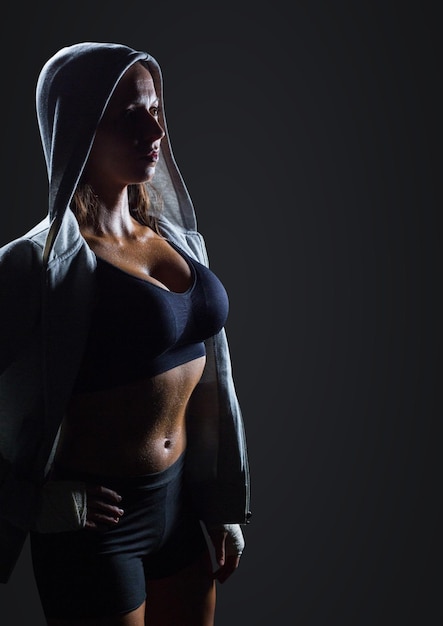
[0,224,49,301]
[157,217,209,266]
[0,219,48,275]
[0,238,43,282]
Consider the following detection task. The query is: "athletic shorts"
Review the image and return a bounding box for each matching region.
[30,453,208,619]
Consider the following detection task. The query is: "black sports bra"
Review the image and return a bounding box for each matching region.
[73,241,229,393]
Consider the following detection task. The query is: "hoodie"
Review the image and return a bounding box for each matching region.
[0,42,250,583]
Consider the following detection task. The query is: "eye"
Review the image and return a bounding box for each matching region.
[122,107,136,120]
[150,105,160,117]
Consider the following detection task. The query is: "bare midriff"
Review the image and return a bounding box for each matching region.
[54,355,206,476]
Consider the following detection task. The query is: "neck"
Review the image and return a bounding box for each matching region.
[88,187,134,238]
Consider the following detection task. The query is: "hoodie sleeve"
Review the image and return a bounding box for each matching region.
[182,232,251,525]
[0,239,42,374]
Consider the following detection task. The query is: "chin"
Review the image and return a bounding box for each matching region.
[140,165,157,183]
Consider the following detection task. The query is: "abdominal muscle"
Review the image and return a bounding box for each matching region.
[54,355,206,476]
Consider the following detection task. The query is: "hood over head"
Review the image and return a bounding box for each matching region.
[36,41,196,264]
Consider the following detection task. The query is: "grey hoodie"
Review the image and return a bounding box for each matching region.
[0,42,250,583]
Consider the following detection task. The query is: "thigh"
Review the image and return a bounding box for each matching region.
[30,467,170,620]
[30,529,147,620]
[144,549,216,626]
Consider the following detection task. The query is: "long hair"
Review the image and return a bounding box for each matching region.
[70,182,163,233]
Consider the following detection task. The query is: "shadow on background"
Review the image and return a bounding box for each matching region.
[0,2,440,624]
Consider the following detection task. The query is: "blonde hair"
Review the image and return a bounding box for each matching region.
[71,182,163,233]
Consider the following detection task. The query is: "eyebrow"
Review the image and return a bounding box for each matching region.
[126,95,160,107]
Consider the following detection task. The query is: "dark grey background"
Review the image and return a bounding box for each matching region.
[0,2,440,624]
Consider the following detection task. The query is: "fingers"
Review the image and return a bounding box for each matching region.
[84,484,124,530]
[213,554,241,584]
[206,527,227,566]
[206,526,243,583]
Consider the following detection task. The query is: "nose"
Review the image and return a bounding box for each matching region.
[141,110,165,142]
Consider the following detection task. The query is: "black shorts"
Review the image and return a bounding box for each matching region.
[30,453,208,619]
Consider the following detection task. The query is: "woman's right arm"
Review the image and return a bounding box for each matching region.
[0,239,43,374]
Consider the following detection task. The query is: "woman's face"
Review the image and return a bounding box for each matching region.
[84,62,165,191]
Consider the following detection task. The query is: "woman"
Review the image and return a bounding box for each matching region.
[0,42,250,625]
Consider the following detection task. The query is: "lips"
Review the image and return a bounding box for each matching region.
[141,149,159,162]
